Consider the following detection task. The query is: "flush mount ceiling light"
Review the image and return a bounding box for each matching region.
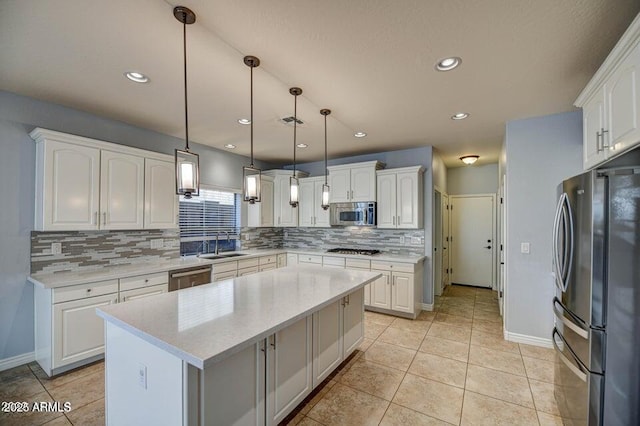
[289,87,302,208]
[460,155,479,165]
[354,132,367,138]
[435,56,462,71]
[173,6,199,199]
[224,144,236,149]
[320,108,331,210]
[242,55,262,204]
[124,71,149,83]
[451,112,470,120]
[237,118,251,125]
[296,143,308,148]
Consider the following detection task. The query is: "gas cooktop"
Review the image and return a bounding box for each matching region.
[326,248,381,256]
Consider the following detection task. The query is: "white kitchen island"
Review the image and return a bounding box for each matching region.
[96,265,380,426]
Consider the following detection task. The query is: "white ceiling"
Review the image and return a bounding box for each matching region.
[1,1,638,167]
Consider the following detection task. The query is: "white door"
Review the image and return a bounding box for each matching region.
[442,194,450,289]
[313,179,331,227]
[376,173,396,228]
[350,166,375,201]
[370,272,391,309]
[607,42,640,153]
[342,288,364,356]
[312,300,343,387]
[144,159,178,229]
[396,172,419,228]
[391,273,414,313]
[100,150,144,230]
[583,92,607,169]
[329,169,350,203]
[433,191,443,296]
[298,179,315,227]
[450,195,495,288]
[43,141,100,230]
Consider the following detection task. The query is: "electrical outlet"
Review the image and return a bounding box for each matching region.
[521,242,530,254]
[244,234,250,241]
[51,243,62,255]
[399,236,405,244]
[138,363,147,389]
[411,237,421,245]
[284,232,289,238]
[150,239,164,249]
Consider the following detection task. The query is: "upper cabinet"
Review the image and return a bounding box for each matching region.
[298,177,330,228]
[575,15,640,170]
[31,128,177,231]
[247,175,274,227]
[264,170,308,228]
[376,166,424,229]
[327,161,384,203]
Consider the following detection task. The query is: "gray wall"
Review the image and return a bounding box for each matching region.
[0,90,277,361]
[447,163,499,195]
[504,111,583,341]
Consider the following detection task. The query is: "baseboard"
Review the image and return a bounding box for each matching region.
[0,351,35,372]
[421,303,434,312]
[504,331,553,348]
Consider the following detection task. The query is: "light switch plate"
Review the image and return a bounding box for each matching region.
[521,242,530,254]
[138,363,147,389]
[399,236,405,244]
[411,237,421,245]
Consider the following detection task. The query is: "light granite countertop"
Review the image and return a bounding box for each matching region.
[96,265,381,369]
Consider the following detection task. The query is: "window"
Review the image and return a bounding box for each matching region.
[179,188,241,256]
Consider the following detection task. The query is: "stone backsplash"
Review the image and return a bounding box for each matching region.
[240,227,284,250]
[31,229,179,274]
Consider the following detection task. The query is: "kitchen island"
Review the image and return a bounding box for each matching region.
[96,265,380,426]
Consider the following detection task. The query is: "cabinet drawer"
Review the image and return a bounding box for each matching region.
[53,279,119,304]
[259,255,277,266]
[298,254,322,264]
[213,261,238,274]
[259,264,277,272]
[286,254,298,265]
[213,270,238,282]
[323,256,345,267]
[238,266,259,276]
[371,261,415,273]
[238,257,259,269]
[120,284,167,303]
[345,258,370,269]
[119,272,168,292]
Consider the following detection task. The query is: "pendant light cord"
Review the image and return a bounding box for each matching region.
[250,65,254,167]
[324,113,328,185]
[182,15,190,152]
[293,94,297,176]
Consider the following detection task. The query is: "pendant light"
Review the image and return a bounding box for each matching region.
[174,6,199,199]
[320,109,331,210]
[289,87,302,208]
[242,56,261,204]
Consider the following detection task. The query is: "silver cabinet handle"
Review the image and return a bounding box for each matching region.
[601,128,610,150]
[596,130,602,153]
[94,211,98,226]
[270,335,276,350]
[351,190,354,199]
[346,190,349,200]
[103,212,107,226]
[393,216,396,225]
[397,216,400,226]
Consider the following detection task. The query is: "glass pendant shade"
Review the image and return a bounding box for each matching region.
[243,166,261,204]
[289,176,299,207]
[175,148,200,198]
[321,184,330,210]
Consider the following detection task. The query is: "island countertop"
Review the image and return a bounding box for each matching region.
[96,265,380,369]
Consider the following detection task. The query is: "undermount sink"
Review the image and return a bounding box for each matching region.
[198,253,248,260]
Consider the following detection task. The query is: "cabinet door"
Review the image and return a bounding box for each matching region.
[119,284,167,303]
[274,176,298,227]
[212,270,238,282]
[376,173,397,228]
[364,283,371,306]
[247,178,274,227]
[100,150,144,230]
[391,272,414,313]
[396,171,420,229]
[312,300,343,387]
[286,253,298,265]
[298,179,315,227]
[239,266,259,276]
[277,253,287,268]
[350,166,376,202]
[53,293,118,368]
[370,271,391,309]
[343,288,364,357]
[607,42,640,155]
[42,141,100,230]
[144,159,178,229]
[267,316,313,425]
[583,92,608,170]
[313,179,331,227]
[329,169,350,203]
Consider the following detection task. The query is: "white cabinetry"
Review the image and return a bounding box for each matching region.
[264,170,308,227]
[119,272,168,302]
[299,177,330,227]
[575,16,640,169]
[277,253,287,268]
[327,161,383,203]
[346,258,372,306]
[144,159,178,229]
[369,261,423,318]
[376,166,424,229]
[247,175,274,227]
[100,150,145,230]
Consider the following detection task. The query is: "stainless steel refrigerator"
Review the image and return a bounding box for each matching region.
[552,154,640,425]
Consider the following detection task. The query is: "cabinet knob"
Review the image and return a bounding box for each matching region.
[145,279,149,283]
[86,288,92,293]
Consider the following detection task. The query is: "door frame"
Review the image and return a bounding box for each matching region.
[432,189,443,296]
[449,193,497,289]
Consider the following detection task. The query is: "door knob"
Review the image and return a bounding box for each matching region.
[484,246,492,249]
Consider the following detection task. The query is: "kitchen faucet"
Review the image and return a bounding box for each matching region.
[214,233,220,255]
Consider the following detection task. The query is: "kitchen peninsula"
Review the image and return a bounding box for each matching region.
[96,265,380,425]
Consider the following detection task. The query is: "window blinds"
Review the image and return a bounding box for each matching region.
[179,189,240,242]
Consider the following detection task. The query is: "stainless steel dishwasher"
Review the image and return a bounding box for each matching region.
[168,265,212,292]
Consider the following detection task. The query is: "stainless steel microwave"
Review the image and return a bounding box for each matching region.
[330,202,376,226]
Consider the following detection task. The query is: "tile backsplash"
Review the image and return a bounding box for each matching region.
[240,227,284,250]
[31,229,179,274]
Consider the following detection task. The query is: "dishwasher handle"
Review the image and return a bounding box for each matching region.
[170,268,212,278]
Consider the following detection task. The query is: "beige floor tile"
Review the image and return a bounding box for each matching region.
[282,411,306,425]
[427,322,471,343]
[307,383,389,426]
[42,416,73,425]
[296,417,323,426]
[472,318,503,335]
[472,310,502,323]
[393,373,463,425]
[470,329,520,354]
[362,341,417,371]
[442,297,476,308]
[379,403,451,426]
[378,327,426,350]
[435,313,473,328]
[519,344,556,362]
[522,356,555,383]
[1,364,32,380]
[465,364,534,408]
[419,335,469,362]
[437,305,474,319]
[47,370,104,411]
[66,398,104,426]
[461,391,539,425]
[447,286,477,296]
[339,359,405,401]
[364,321,388,340]
[529,379,560,416]
[0,391,64,426]
[299,380,334,415]
[365,311,396,326]
[416,310,437,321]
[468,345,526,376]
[389,317,432,333]
[0,367,46,400]
[32,361,104,391]
[473,302,500,314]
[537,411,565,425]
[408,352,467,388]
[359,338,374,352]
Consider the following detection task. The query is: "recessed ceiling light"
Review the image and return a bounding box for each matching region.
[124,71,149,83]
[237,118,251,125]
[451,112,470,120]
[224,144,236,149]
[296,143,308,148]
[435,57,461,72]
[460,155,479,165]
[354,132,367,138]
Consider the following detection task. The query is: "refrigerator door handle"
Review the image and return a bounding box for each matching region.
[562,194,574,292]
[553,327,588,383]
[552,194,564,291]
[553,297,589,339]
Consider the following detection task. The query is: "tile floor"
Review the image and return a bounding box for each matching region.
[0,284,561,426]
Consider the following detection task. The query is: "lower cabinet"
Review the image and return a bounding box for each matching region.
[277,253,287,268]
[119,283,167,302]
[370,271,392,309]
[239,266,260,276]
[369,261,423,318]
